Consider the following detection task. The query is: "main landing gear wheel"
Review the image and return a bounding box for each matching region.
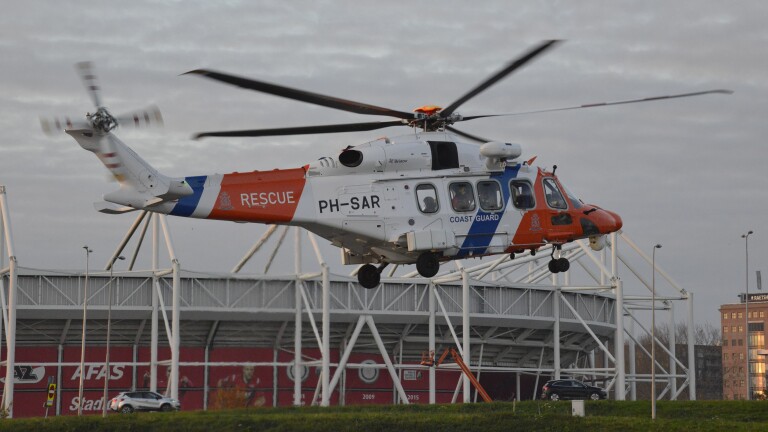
[416,252,440,278]
[548,257,570,273]
[357,264,381,289]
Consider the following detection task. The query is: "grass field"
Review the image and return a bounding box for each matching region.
[1,400,768,432]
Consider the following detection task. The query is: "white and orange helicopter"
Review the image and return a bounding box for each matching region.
[43,40,731,288]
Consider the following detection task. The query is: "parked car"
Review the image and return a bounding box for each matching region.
[109,391,181,413]
[540,379,607,401]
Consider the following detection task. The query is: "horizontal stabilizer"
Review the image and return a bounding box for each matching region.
[94,201,137,214]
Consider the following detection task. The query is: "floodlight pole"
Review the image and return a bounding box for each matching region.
[651,244,661,420]
[102,255,124,417]
[742,230,753,400]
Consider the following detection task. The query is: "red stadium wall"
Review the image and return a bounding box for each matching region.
[1,346,472,417]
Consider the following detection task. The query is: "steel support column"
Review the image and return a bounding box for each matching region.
[554,286,561,380]
[461,269,470,402]
[629,319,637,400]
[150,215,159,392]
[687,292,696,399]
[0,187,16,417]
[615,278,626,400]
[321,264,330,406]
[293,228,302,406]
[668,301,677,399]
[429,283,436,404]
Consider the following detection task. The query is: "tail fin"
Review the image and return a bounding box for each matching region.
[67,129,193,210]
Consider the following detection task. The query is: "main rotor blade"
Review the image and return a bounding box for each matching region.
[460,89,734,121]
[441,40,561,117]
[446,126,492,143]
[75,61,104,108]
[185,69,415,120]
[193,120,405,140]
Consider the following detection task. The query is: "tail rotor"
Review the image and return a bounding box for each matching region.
[40,62,163,135]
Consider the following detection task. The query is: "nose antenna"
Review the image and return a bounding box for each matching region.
[552,164,558,175]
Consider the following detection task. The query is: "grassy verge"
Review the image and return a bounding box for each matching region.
[1,400,767,432]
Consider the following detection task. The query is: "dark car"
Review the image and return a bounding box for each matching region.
[540,379,607,401]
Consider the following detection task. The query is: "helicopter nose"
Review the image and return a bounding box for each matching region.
[584,206,623,235]
[602,209,623,233]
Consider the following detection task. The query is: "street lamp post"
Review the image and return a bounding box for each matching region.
[102,255,124,417]
[78,246,92,416]
[742,230,753,400]
[651,244,661,420]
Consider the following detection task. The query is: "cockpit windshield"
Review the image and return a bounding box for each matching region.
[559,181,583,209]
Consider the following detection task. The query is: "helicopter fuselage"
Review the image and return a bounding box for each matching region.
[143,131,622,266]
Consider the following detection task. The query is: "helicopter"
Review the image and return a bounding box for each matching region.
[43,40,731,288]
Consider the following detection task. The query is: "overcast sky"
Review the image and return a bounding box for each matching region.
[1,1,766,328]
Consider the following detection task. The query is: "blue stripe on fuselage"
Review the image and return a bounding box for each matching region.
[456,165,520,258]
[170,176,207,217]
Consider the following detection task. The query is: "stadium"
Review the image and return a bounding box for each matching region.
[0,187,698,417]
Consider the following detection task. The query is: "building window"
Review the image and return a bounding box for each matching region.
[732,313,737,319]
[739,312,743,319]
[739,325,744,332]
[733,339,737,346]
[724,312,728,319]
[740,353,745,360]
[738,339,744,346]
[724,326,729,333]
[761,311,765,318]
[733,326,738,333]
[724,339,729,346]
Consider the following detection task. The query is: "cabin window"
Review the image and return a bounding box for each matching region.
[416,184,439,214]
[477,180,503,211]
[510,180,535,209]
[449,182,475,212]
[428,141,459,170]
[543,178,567,209]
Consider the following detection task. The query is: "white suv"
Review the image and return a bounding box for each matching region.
[110,391,180,413]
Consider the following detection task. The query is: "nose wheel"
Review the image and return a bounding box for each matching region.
[548,247,570,273]
[548,258,570,273]
[357,263,389,289]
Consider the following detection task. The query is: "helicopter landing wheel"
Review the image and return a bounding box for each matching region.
[357,264,381,289]
[416,252,440,278]
[548,257,570,273]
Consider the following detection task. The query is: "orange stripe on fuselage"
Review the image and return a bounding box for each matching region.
[208,168,307,223]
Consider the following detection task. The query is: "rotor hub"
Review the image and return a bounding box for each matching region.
[88,107,118,133]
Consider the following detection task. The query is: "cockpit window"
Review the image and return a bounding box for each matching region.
[449,182,475,212]
[416,184,439,214]
[510,180,535,210]
[543,178,567,209]
[477,181,503,211]
[560,183,584,209]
